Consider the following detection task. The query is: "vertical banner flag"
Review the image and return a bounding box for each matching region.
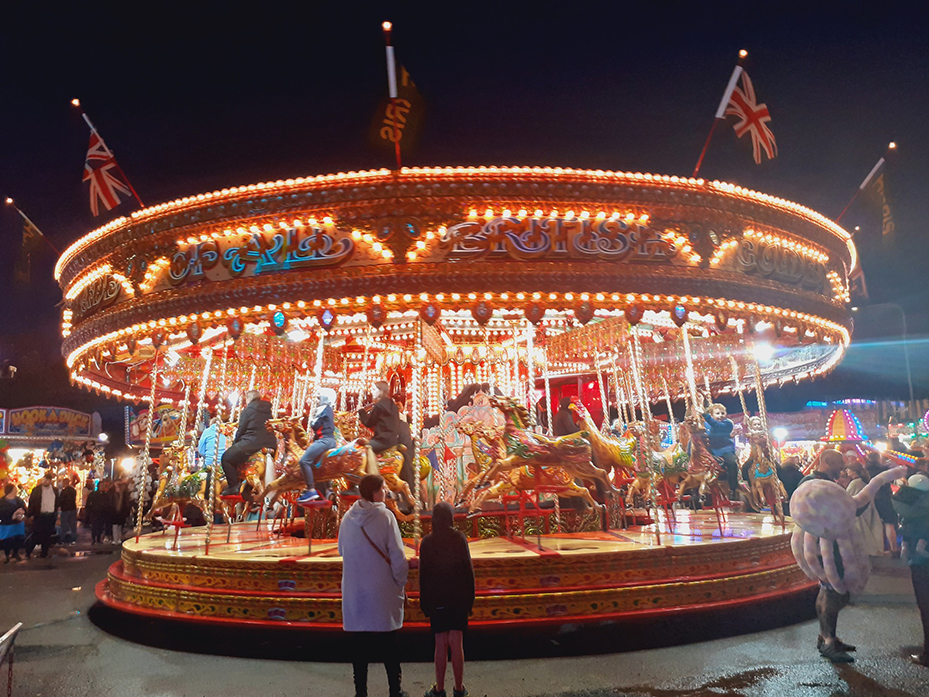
[7,200,55,286]
[12,216,44,285]
[862,169,895,238]
[836,144,896,240]
[724,71,777,164]
[370,22,425,164]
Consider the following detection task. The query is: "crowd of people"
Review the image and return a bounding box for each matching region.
[791,446,929,667]
[0,471,133,562]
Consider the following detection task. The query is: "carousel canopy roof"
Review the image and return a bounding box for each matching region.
[55,167,857,408]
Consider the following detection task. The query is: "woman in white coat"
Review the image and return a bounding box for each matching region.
[339,474,410,697]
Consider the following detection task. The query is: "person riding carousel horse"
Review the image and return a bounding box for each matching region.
[359,381,403,462]
[296,387,338,505]
[220,390,277,497]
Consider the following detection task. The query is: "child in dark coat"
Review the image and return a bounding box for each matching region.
[420,502,475,697]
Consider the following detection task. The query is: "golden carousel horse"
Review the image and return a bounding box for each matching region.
[263,417,415,522]
[480,395,613,492]
[569,402,636,484]
[455,420,505,503]
[145,446,213,523]
[468,459,602,513]
[623,422,656,507]
[674,410,729,503]
[744,417,787,524]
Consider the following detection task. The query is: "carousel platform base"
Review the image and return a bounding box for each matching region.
[97,509,813,631]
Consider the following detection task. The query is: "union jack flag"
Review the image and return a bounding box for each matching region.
[724,71,777,164]
[82,130,131,216]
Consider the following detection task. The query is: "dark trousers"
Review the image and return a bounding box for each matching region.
[59,510,78,543]
[91,515,107,543]
[221,442,257,488]
[816,584,850,641]
[719,450,739,494]
[33,513,57,557]
[912,564,929,659]
[299,436,336,489]
[2,535,24,559]
[349,630,402,697]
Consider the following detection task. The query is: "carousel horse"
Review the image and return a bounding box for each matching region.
[623,422,654,507]
[263,417,415,521]
[145,446,212,523]
[570,402,636,484]
[480,395,614,493]
[457,419,504,478]
[744,417,787,523]
[674,409,728,503]
[468,460,601,513]
[455,420,505,503]
[651,424,691,503]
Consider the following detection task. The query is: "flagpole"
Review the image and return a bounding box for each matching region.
[692,50,748,178]
[381,21,403,170]
[835,142,896,223]
[4,198,59,255]
[71,99,146,209]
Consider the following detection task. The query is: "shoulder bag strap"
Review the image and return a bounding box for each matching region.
[360,526,392,566]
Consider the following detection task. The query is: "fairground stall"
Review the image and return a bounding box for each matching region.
[55,166,856,630]
[0,406,104,496]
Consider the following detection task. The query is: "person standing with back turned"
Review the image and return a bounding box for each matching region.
[420,501,474,697]
[338,474,410,697]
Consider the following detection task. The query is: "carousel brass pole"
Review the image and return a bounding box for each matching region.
[730,356,750,422]
[175,383,191,449]
[631,330,652,422]
[753,359,770,444]
[596,355,610,433]
[543,347,554,437]
[617,384,629,427]
[194,348,213,442]
[309,329,326,419]
[360,327,372,405]
[205,340,230,553]
[679,324,700,413]
[248,364,257,391]
[524,319,534,413]
[290,367,300,417]
[411,320,424,551]
[338,355,348,411]
[134,349,160,542]
[661,377,675,444]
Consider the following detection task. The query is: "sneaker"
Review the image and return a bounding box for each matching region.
[220,485,239,497]
[909,653,928,667]
[296,490,321,505]
[453,688,468,697]
[819,641,854,663]
[424,686,446,697]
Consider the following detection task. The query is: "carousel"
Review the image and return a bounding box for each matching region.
[54,166,856,630]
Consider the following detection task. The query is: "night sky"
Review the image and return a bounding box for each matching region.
[2,1,929,415]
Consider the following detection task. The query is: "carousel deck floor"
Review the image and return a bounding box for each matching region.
[97,510,813,630]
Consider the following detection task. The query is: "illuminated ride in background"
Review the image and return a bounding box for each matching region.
[54,166,857,630]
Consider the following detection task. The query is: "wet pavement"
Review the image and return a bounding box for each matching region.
[1,538,926,697]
